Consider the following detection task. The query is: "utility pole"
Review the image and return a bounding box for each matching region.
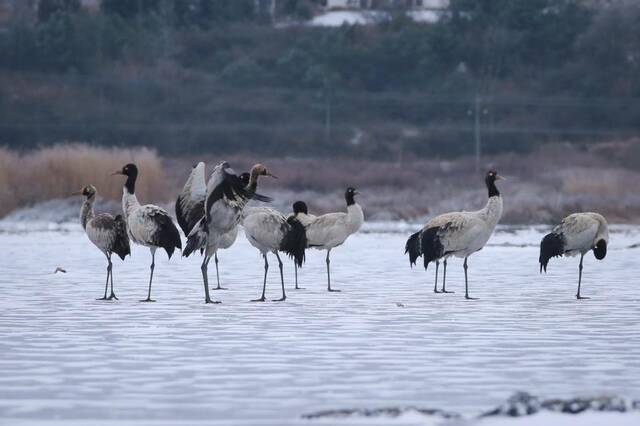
[137,0,143,25]
[474,95,482,172]
[324,80,332,144]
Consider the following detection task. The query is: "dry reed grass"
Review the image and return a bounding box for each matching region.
[3,141,640,223]
[0,145,167,218]
[165,140,640,224]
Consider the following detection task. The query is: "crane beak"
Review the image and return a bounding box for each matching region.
[111,171,123,176]
[354,190,361,195]
[71,190,82,196]
[495,175,506,181]
[266,172,278,179]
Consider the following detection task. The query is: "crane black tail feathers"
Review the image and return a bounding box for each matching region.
[184,218,207,258]
[539,232,564,273]
[593,239,607,260]
[162,226,182,259]
[405,231,422,267]
[112,215,131,261]
[281,217,307,267]
[420,227,443,270]
[113,242,130,261]
[405,228,443,269]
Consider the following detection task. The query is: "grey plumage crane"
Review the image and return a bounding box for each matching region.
[243,206,307,302]
[287,201,316,290]
[74,185,130,300]
[183,162,272,303]
[176,163,250,291]
[113,164,182,302]
[405,171,504,300]
[304,188,364,292]
[539,212,609,299]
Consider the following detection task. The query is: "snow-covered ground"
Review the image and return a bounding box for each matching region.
[1,223,640,425]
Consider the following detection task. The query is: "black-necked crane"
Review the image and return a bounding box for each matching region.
[405,170,504,300]
[287,201,316,290]
[208,171,252,290]
[175,162,207,239]
[176,163,249,291]
[184,162,271,303]
[539,212,609,300]
[304,188,364,292]
[243,206,307,302]
[113,163,182,302]
[74,184,130,300]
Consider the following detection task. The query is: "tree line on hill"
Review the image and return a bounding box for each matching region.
[1,0,639,158]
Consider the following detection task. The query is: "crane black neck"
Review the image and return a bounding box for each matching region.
[346,192,356,206]
[124,175,136,194]
[293,201,308,215]
[486,179,500,198]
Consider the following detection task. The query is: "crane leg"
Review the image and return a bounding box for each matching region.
[97,255,110,300]
[576,254,589,300]
[202,254,220,304]
[107,256,118,300]
[441,259,454,293]
[273,252,286,302]
[252,254,268,302]
[294,263,304,290]
[464,257,477,300]
[327,249,340,292]
[213,253,227,290]
[141,249,156,302]
[433,261,441,293]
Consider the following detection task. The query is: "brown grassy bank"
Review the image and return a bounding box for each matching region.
[165,140,640,224]
[0,145,167,218]
[2,141,640,224]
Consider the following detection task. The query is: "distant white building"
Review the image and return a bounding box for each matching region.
[325,0,367,9]
[325,0,448,10]
[80,0,100,12]
[412,0,448,9]
[0,0,99,25]
[315,0,448,26]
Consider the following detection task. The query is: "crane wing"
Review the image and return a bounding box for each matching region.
[305,212,348,247]
[431,213,485,254]
[205,165,272,217]
[559,214,600,254]
[176,163,207,236]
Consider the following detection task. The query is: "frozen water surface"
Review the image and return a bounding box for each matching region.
[1,222,640,425]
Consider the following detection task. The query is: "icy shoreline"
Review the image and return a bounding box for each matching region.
[303,393,640,425]
[3,218,640,249]
[2,222,640,425]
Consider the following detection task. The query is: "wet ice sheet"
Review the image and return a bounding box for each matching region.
[1,224,640,425]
